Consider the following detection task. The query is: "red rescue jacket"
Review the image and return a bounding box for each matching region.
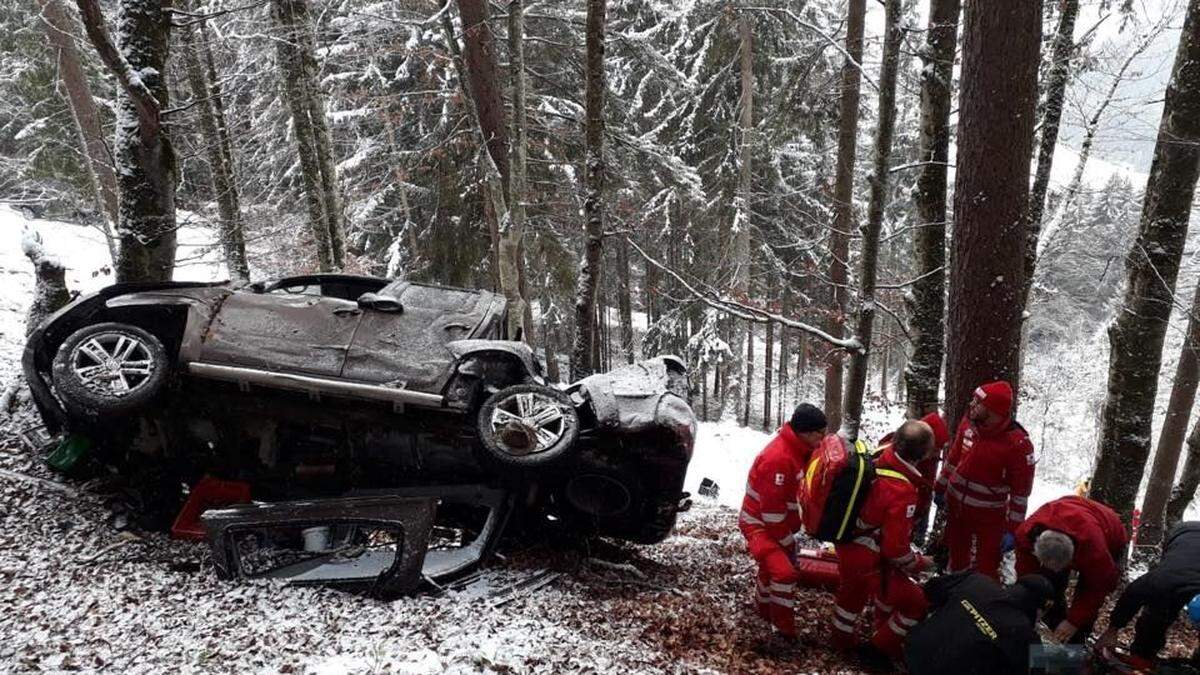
[936,415,1036,529]
[1014,496,1129,627]
[740,424,819,559]
[848,444,924,573]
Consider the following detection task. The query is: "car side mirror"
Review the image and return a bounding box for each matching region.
[357,292,404,314]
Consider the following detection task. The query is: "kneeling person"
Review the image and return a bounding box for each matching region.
[831,420,934,662]
[1096,521,1200,670]
[740,403,828,637]
[905,573,1054,675]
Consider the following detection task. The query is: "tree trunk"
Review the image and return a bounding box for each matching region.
[37,0,118,258]
[824,0,866,432]
[180,9,249,280]
[616,237,634,363]
[1092,0,1200,523]
[1168,429,1200,525]
[744,321,755,427]
[1021,0,1080,310]
[570,0,607,381]
[498,0,532,339]
[905,0,960,420]
[944,1,1040,429]
[76,0,177,282]
[271,0,343,271]
[764,315,774,432]
[841,0,901,441]
[111,0,176,282]
[1138,280,1200,548]
[777,285,789,428]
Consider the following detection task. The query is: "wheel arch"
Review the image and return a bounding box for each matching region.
[446,340,543,385]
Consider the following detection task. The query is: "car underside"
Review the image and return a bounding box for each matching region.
[22,275,697,595]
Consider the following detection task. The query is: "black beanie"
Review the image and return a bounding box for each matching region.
[790,403,828,433]
[1005,574,1055,619]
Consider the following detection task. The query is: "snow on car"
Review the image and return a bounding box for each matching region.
[22,274,697,594]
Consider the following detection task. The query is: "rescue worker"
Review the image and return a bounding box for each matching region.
[1014,495,1129,644]
[739,403,828,638]
[1095,521,1200,670]
[831,420,935,666]
[878,412,949,526]
[904,572,1055,675]
[935,381,1036,580]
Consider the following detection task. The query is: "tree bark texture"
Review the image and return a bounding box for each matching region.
[616,237,634,363]
[570,0,607,380]
[905,0,960,419]
[181,10,249,280]
[1168,428,1200,525]
[841,0,901,441]
[1139,280,1200,546]
[271,0,344,271]
[944,0,1040,430]
[37,0,118,238]
[498,0,532,339]
[1021,0,1080,311]
[75,0,178,282]
[1092,0,1200,522]
[824,0,866,431]
[764,315,774,432]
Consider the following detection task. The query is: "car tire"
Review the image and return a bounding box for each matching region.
[51,322,170,416]
[477,384,580,467]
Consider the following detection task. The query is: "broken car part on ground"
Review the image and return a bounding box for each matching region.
[21,275,697,596]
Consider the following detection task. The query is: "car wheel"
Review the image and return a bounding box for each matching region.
[477,384,580,466]
[51,322,170,416]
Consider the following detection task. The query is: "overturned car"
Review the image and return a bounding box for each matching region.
[22,274,696,595]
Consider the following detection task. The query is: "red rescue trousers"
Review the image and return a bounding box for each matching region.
[747,531,799,637]
[945,513,1005,581]
[832,542,928,659]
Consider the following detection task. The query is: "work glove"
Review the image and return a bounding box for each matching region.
[1001,531,1015,554]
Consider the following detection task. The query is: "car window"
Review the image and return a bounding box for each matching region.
[267,283,321,296]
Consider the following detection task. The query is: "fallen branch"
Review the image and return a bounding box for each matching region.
[626,238,862,352]
[584,557,647,579]
[79,533,144,564]
[0,467,81,497]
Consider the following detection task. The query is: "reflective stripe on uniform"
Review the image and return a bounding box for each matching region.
[1008,510,1024,523]
[886,616,910,637]
[946,483,1006,509]
[1010,495,1028,506]
[762,511,787,523]
[770,582,796,593]
[948,468,1011,497]
[896,614,919,627]
[778,533,795,547]
[832,617,856,633]
[852,536,880,552]
[835,606,858,622]
[745,484,761,501]
[787,501,800,511]
[874,598,893,613]
[740,510,765,526]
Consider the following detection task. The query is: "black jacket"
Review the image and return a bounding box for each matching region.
[1109,522,1200,631]
[905,572,1052,675]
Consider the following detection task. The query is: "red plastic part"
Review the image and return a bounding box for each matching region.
[170,476,252,540]
[795,547,842,590]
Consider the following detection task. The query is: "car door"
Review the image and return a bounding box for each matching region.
[198,289,362,378]
[340,282,500,390]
